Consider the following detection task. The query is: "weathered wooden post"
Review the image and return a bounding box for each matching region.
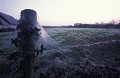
[8,9,41,78]
[17,9,40,78]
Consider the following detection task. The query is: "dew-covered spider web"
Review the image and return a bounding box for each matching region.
[33,17,60,50]
[16,9,61,51]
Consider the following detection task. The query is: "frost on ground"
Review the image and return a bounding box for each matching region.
[33,41,120,78]
[0,28,120,78]
[33,28,120,78]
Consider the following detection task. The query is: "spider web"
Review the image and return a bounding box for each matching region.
[35,17,60,50]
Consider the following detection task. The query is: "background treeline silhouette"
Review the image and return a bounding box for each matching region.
[43,20,120,28]
[74,22,120,28]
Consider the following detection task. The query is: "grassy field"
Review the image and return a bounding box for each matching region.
[0,28,120,78]
[46,28,120,45]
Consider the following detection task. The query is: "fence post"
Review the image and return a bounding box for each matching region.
[10,9,40,78]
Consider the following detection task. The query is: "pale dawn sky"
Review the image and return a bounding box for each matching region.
[0,0,120,25]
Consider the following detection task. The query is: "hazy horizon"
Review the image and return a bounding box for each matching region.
[0,0,120,26]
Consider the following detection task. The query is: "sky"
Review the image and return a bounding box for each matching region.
[0,0,120,26]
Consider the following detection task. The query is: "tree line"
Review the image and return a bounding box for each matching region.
[74,20,120,28]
